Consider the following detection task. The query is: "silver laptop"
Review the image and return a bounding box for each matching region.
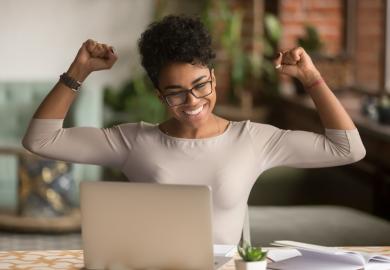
[80,181,232,270]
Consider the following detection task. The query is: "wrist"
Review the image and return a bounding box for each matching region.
[67,62,90,82]
[59,72,82,92]
[300,69,322,87]
[305,77,324,91]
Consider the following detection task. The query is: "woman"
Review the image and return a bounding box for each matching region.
[23,15,366,244]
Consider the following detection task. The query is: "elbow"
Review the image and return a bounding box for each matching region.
[348,144,366,163]
[21,118,64,156]
[22,123,40,154]
[346,129,367,163]
[22,135,35,153]
[325,129,366,164]
[22,134,42,155]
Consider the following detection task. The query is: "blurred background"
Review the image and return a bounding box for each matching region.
[0,0,389,250]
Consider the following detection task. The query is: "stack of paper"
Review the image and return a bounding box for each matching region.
[267,240,390,270]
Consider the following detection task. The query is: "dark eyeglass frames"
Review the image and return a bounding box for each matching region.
[159,72,213,107]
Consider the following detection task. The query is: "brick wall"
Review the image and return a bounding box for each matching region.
[354,0,385,92]
[279,0,344,55]
[278,0,386,93]
[211,0,385,101]
[279,0,385,93]
[210,0,264,104]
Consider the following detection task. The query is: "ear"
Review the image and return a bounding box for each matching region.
[155,89,164,103]
[211,68,216,88]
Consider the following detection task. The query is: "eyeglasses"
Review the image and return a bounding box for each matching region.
[161,74,213,107]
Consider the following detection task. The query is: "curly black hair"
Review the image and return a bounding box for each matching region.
[138,15,216,89]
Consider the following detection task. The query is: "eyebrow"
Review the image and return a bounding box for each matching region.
[163,75,207,91]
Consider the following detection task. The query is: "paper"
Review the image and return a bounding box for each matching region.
[267,248,301,262]
[268,256,361,270]
[267,240,390,270]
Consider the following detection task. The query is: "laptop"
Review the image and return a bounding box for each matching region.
[80,181,233,270]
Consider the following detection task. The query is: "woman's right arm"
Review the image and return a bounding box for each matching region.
[33,39,117,119]
[22,40,132,169]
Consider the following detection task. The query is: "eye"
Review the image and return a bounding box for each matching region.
[165,90,186,97]
[165,89,185,95]
[193,82,207,90]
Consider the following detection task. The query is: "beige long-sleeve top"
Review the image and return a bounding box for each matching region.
[22,119,366,244]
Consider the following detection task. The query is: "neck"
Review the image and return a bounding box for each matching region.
[162,114,222,139]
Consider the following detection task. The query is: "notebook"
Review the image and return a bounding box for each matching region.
[267,240,390,270]
[80,181,233,270]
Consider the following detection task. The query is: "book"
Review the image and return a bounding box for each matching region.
[267,240,390,270]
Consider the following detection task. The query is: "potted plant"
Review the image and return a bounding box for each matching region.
[260,13,283,101]
[203,0,281,120]
[203,0,254,107]
[377,94,390,125]
[297,25,323,56]
[103,72,167,126]
[235,241,268,270]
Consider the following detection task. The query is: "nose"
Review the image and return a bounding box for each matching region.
[185,91,199,105]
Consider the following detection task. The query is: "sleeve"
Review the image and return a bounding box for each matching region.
[22,118,137,169]
[247,121,366,170]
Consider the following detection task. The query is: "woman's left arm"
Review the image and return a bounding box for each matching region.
[275,47,356,130]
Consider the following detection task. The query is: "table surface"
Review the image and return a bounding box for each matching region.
[0,247,390,270]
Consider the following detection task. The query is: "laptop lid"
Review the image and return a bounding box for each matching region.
[80,181,214,270]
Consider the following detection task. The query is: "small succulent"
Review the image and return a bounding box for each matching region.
[237,241,268,262]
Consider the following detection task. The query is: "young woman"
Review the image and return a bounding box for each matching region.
[23,15,366,244]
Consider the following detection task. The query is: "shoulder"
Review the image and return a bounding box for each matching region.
[232,120,292,149]
[113,122,141,133]
[114,121,160,139]
[230,120,281,135]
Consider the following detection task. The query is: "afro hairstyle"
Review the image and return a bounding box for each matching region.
[138,15,216,89]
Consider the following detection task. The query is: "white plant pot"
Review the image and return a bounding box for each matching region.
[234,259,267,270]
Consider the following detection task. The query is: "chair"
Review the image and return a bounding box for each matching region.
[0,81,103,213]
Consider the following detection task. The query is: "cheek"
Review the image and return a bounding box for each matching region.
[167,106,182,116]
[208,90,217,107]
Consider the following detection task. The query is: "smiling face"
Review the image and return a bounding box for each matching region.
[157,62,217,129]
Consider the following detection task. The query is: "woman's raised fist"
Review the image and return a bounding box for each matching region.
[67,39,118,82]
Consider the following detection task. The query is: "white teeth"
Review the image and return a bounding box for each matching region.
[184,105,203,115]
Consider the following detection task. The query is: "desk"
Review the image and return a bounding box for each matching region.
[0,247,389,270]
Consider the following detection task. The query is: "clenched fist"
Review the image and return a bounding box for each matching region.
[67,39,118,82]
[274,47,321,87]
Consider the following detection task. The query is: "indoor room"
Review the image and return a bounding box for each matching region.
[0,0,389,269]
